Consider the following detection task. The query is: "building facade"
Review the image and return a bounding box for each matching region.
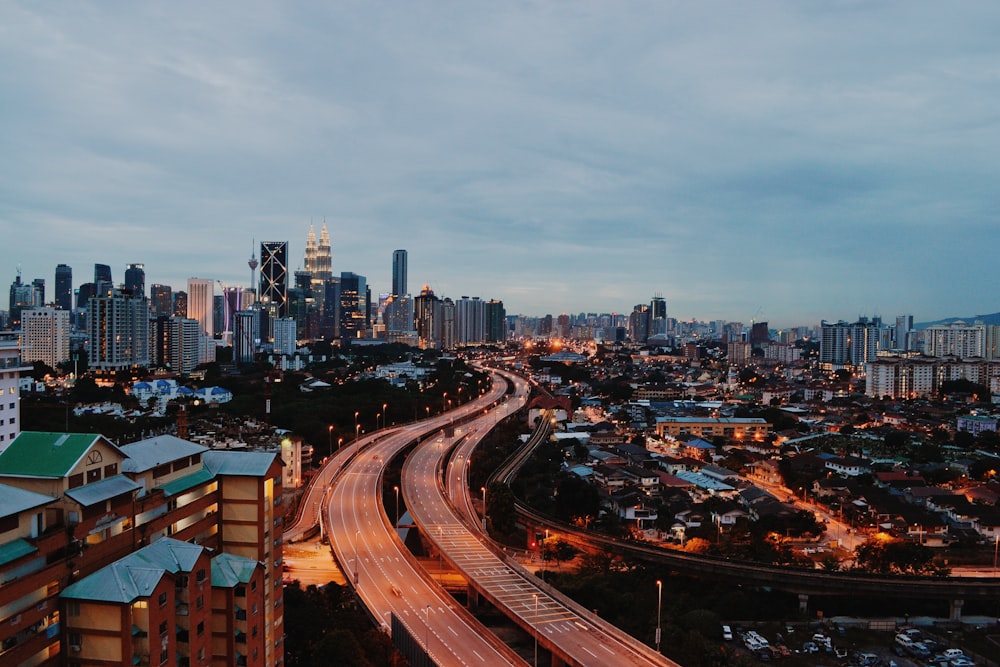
[20,308,70,369]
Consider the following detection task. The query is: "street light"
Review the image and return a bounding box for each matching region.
[338,437,344,451]
[425,605,431,651]
[383,402,388,428]
[533,593,539,667]
[481,486,487,532]
[394,485,400,528]
[355,423,360,442]
[542,529,549,583]
[327,425,333,456]
[655,579,663,653]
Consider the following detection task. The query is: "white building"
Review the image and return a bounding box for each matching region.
[273,317,297,356]
[923,322,986,359]
[87,290,150,371]
[0,332,30,450]
[21,307,70,369]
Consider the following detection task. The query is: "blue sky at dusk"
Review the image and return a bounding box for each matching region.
[3,2,1000,327]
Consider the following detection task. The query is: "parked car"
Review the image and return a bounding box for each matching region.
[721,625,733,641]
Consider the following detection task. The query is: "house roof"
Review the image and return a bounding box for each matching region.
[0,483,57,518]
[0,432,117,479]
[61,538,206,603]
[203,450,278,477]
[65,475,142,507]
[120,435,208,473]
[211,553,260,588]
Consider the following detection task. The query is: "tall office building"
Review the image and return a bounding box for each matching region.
[186,278,215,338]
[648,294,667,338]
[338,272,368,340]
[392,249,407,297]
[150,284,173,317]
[54,264,72,311]
[77,283,95,310]
[173,291,188,318]
[94,263,113,296]
[233,309,261,365]
[21,307,71,368]
[304,224,333,282]
[8,273,33,326]
[88,289,150,371]
[304,226,318,276]
[629,304,650,344]
[414,285,439,349]
[750,321,770,347]
[124,262,145,297]
[260,241,288,319]
[484,299,507,343]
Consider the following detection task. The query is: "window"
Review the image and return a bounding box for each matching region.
[176,576,188,589]
[103,463,117,477]
[159,620,168,635]
[7,403,12,409]
[86,468,102,484]
[66,601,80,617]
[160,648,168,665]
[68,632,82,648]
[252,603,258,616]
[198,647,205,662]
[196,595,203,609]
[234,586,246,597]
[196,621,204,636]
[250,580,256,592]
[158,592,168,607]
[195,568,206,583]
[68,473,84,489]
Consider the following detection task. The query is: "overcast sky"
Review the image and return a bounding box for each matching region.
[3,2,1000,328]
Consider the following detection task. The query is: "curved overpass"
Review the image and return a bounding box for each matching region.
[403,370,678,667]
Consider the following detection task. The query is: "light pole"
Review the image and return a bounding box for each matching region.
[355,423,360,442]
[383,402,388,428]
[394,485,399,528]
[425,605,431,651]
[481,486,487,532]
[327,425,333,457]
[376,412,381,432]
[655,579,663,653]
[542,529,549,582]
[533,593,539,667]
[337,437,344,451]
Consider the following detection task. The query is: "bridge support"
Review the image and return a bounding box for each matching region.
[467,585,479,612]
[798,594,809,614]
[949,598,964,621]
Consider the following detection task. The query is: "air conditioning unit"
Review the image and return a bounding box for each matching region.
[70,645,81,652]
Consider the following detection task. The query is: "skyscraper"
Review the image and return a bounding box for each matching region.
[55,264,72,311]
[21,307,71,368]
[94,263,113,296]
[124,262,145,297]
[260,241,288,318]
[338,272,368,340]
[414,285,439,349]
[392,249,407,297]
[304,226,318,275]
[484,299,507,343]
[455,296,484,345]
[316,224,332,280]
[186,278,215,338]
[150,284,173,317]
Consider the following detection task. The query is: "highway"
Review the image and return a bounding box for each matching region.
[321,377,527,666]
[402,370,678,667]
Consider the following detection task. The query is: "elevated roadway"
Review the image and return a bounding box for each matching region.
[403,370,678,667]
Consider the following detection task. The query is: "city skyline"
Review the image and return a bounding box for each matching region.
[4,4,1000,326]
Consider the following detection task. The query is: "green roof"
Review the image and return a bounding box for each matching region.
[0,432,104,478]
[0,538,38,567]
[211,552,260,588]
[160,468,215,497]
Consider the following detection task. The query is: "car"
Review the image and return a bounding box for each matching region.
[943,649,968,659]
[721,625,733,641]
[802,641,820,654]
[949,658,975,667]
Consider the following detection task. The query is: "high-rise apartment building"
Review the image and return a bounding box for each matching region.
[273,317,297,356]
[923,321,986,359]
[186,278,215,338]
[629,304,650,344]
[439,297,456,349]
[455,296,484,345]
[150,284,173,317]
[54,264,72,311]
[820,319,879,369]
[152,317,201,374]
[894,315,914,351]
[124,262,145,297]
[392,249,407,297]
[260,242,289,319]
[87,290,150,371]
[21,307,71,369]
[233,309,261,365]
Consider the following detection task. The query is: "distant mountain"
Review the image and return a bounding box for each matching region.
[915,312,1000,329]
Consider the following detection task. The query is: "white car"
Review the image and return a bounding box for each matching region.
[721,625,733,641]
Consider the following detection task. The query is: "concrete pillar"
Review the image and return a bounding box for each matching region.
[467,585,479,611]
[949,599,964,621]
[550,653,566,667]
[798,594,809,613]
